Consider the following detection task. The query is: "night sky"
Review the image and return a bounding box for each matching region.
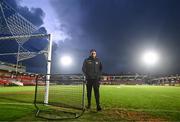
[1,0,180,74]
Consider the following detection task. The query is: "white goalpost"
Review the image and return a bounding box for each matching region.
[0,2,85,119]
[0,34,52,104]
[44,34,52,104]
[0,0,52,104]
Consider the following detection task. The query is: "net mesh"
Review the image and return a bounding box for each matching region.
[0,0,47,62]
[35,74,85,119]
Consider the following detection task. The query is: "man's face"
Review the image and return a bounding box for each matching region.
[90,51,96,58]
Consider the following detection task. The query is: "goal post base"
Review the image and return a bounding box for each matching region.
[34,74,86,120]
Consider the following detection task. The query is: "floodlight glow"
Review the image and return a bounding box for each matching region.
[60,56,72,66]
[142,51,159,66]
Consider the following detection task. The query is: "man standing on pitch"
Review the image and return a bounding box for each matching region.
[82,49,102,111]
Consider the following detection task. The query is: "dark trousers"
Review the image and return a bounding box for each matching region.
[86,80,100,107]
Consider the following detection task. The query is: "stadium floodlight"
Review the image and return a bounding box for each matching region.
[142,50,159,66]
[60,55,72,66]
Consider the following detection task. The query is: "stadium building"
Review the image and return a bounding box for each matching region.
[0,61,42,86]
[0,61,26,74]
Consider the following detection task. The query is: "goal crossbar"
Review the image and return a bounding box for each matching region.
[0,34,50,41]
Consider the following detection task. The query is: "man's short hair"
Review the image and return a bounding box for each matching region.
[90,49,96,53]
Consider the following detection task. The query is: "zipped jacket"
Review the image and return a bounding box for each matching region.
[82,56,102,80]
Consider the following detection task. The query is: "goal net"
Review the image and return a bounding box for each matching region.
[0,0,85,119]
[0,0,51,73]
[34,74,85,119]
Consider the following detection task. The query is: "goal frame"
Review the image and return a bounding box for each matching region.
[34,73,86,120]
[0,34,52,104]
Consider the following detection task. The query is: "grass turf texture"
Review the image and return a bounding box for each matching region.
[0,85,180,121]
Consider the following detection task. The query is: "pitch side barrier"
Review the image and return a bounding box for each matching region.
[101,75,180,85]
[34,74,86,120]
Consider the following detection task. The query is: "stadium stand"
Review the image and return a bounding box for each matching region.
[0,79,11,86]
[0,61,180,86]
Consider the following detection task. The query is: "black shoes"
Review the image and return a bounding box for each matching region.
[97,106,102,111]
[86,105,102,111]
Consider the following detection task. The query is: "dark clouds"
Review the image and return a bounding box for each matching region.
[50,0,180,74]
[1,0,180,74]
[0,0,47,73]
[5,0,45,26]
[81,0,180,73]
[18,7,44,26]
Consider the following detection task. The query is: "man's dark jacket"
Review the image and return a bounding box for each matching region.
[82,56,102,80]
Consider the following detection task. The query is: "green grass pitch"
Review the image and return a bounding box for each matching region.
[0,85,180,121]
